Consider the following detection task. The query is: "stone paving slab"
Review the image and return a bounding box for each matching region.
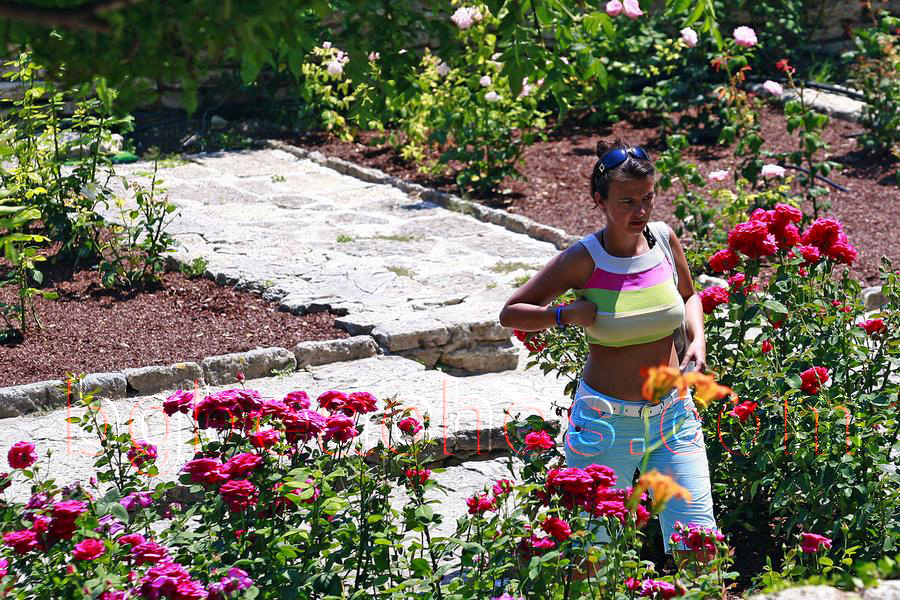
[0,353,568,506]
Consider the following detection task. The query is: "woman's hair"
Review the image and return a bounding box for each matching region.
[589,138,656,209]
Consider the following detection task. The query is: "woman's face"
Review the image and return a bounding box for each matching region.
[596,176,655,233]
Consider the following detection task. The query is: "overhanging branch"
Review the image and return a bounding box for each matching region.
[0,0,145,33]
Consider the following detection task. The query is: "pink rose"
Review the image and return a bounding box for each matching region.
[680,27,698,47]
[622,0,643,19]
[605,0,623,16]
[708,169,729,182]
[450,6,480,29]
[733,26,757,47]
[799,532,832,553]
[761,164,786,178]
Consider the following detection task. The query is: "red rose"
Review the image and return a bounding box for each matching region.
[709,249,739,273]
[800,366,829,395]
[249,429,280,449]
[3,530,38,554]
[49,500,88,541]
[773,203,802,227]
[776,58,796,74]
[163,390,194,416]
[540,517,572,541]
[699,286,730,314]
[397,417,423,436]
[405,468,430,486]
[858,319,886,336]
[282,391,311,410]
[219,480,258,513]
[797,244,821,264]
[220,453,263,479]
[800,217,843,249]
[730,401,758,423]
[182,458,227,485]
[546,467,595,496]
[524,430,554,452]
[8,441,37,470]
[73,538,106,561]
[322,414,358,443]
[465,493,495,514]
[727,220,777,259]
[131,540,169,565]
[492,479,514,497]
[824,237,858,265]
[584,464,617,488]
[799,532,832,553]
[761,339,773,354]
[317,390,349,413]
[513,329,547,352]
[346,391,378,415]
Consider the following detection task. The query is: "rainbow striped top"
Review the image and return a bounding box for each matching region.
[574,226,685,347]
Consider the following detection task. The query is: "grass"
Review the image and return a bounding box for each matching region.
[512,274,531,288]
[336,234,354,243]
[371,233,420,242]
[485,282,498,290]
[271,174,287,183]
[490,261,539,274]
[386,265,415,279]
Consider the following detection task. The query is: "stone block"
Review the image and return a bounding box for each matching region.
[395,347,444,369]
[862,286,886,310]
[123,363,205,396]
[293,336,379,368]
[0,380,64,418]
[468,319,513,342]
[79,373,127,400]
[440,342,519,373]
[371,319,451,352]
[202,347,297,386]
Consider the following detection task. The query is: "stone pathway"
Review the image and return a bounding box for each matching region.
[106,148,561,371]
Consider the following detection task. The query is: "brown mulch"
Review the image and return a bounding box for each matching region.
[0,256,348,388]
[288,101,898,287]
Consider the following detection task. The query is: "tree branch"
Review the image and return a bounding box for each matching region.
[0,0,145,33]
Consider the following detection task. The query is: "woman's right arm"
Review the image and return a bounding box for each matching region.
[498,244,597,331]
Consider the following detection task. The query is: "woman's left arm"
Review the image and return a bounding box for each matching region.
[667,225,707,373]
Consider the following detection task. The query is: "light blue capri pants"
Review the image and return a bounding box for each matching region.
[564,379,717,553]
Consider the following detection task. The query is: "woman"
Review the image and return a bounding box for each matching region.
[498,139,718,577]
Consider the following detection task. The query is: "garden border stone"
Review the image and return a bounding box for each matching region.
[748,83,866,123]
[293,335,379,368]
[201,347,297,386]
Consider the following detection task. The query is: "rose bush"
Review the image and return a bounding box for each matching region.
[0,374,746,599]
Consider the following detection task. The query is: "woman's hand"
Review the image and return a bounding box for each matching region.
[561,299,597,328]
[680,338,707,373]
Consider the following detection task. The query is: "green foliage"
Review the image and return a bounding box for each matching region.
[92,160,179,289]
[180,256,210,278]
[845,11,900,160]
[0,199,55,335]
[705,253,900,560]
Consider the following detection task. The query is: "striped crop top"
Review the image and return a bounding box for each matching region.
[574,226,685,347]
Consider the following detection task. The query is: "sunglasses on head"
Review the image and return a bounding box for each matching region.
[596,146,649,176]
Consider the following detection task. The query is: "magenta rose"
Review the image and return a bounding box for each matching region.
[73,538,106,561]
[8,441,37,470]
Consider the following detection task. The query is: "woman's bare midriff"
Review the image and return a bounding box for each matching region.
[582,334,680,402]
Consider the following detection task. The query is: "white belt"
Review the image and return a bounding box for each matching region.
[573,385,683,419]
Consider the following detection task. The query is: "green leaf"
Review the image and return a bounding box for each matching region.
[109,503,130,524]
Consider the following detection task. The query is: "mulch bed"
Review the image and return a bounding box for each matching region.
[0,254,348,388]
[287,101,898,287]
